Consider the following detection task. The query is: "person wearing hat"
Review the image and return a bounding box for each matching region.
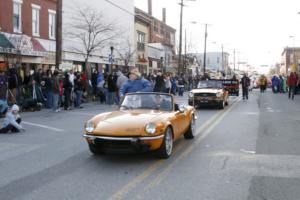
[0,104,23,133]
[119,68,153,98]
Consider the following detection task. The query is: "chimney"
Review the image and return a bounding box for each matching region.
[148,0,152,15]
[162,8,166,23]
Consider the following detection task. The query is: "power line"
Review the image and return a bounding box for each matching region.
[103,0,135,16]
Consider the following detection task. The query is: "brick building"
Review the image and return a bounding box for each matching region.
[0,0,56,73]
[135,0,176,74]
[281,47,300,75]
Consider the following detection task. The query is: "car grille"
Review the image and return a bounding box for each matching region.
[194,93,216,97]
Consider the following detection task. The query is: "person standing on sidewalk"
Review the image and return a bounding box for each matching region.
[241,73,250,100]
[116,70,128,104]
[0,70,8,115]
[287,72,298,100]
[63,73,72,110]
[52,70,60,112]
[177,74,186,96]
[153,71,165,93]
[74,74,84,108]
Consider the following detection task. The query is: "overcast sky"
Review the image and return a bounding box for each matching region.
[135,0,300,72]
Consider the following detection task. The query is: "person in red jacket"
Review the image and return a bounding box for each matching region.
[287,72,298,100]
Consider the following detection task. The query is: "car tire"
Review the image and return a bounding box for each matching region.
[225,100,229,106]
[89,144,104,155]
[156,127,173,159]
[219,100,225,109]
[184,116,195,139]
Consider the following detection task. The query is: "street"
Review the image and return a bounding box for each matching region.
[1,90,300,200]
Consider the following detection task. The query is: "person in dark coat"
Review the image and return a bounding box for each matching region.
[153,72,165,92]
[0,70,8,115]
[107,72,118,105]
[241,73,250,100]
[7,68,19,105]
[91,69,98,100]
[63,73,72,110]
[74,74,84,108]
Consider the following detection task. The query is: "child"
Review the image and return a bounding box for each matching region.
[0,104,24,133]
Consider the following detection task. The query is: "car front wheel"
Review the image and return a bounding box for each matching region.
[156,127,173,159]
[89,143,104,155]
[184,116,195,139]
[219,100,225,109]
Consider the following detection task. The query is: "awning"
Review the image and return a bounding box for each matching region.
[31,37,46,52]
[3,33,47,57]
[0,33,14,49]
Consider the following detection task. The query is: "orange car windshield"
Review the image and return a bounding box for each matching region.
[121,94,173,111]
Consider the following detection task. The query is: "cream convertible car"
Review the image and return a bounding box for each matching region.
[83,93,196,158]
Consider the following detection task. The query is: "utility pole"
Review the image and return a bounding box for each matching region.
[178,0,183,76]
[203,23,208,75]
[55,0,62,69]
[221,44,224,73]
[233,49,236,72]
[184,28,187,75]
[178,0,195,76]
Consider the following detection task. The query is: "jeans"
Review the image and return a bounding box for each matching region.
[53,93,59,111]
[289,86,295,99]
[46,91,54,108]
[0,99,8,114]
[75,90,83,107]
[242,87,249,99]
[178,87,184,96]
[107,92,116,105]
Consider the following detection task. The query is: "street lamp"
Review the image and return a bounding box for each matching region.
[202,23,211,77]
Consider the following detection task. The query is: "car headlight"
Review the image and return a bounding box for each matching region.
[189,92,194,98]
[145,123,156,135]
[85,121,95,133]
[216,92,222,98]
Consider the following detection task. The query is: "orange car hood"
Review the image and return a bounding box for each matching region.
[92,109,168,136]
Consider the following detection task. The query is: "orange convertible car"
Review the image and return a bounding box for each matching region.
[83,93,196,158]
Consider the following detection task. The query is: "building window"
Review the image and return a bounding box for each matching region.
[13,0,22,33]
[49,10,56,39]
[32,4,40,36]
[137,32,145,51]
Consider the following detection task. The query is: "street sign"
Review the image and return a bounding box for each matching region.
[109,54,114,64]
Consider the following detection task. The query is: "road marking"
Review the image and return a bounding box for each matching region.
[22,121,64,132]
[108,97,242,200]
[134,97,242,200]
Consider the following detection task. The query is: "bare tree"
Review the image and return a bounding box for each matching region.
[67,6,118,75]
[114,38,136,72]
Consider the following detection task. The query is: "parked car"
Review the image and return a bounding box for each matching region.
[83,92,196,159]
[188,80,229,109]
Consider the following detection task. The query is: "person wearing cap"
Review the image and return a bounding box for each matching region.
[0,104,23,133]
[119,68,153,98]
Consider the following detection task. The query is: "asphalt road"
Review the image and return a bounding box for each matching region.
[0,90,299,200]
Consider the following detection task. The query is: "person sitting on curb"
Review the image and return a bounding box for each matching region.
[0,104,24,134]
[119,68,153,98]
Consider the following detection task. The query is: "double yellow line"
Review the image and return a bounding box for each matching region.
[108,97,242,200]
